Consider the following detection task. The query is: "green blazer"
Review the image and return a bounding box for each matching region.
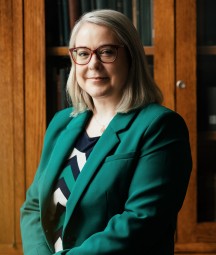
[20,103,192,255]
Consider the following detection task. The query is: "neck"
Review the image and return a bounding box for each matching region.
[93,107,116,123]
[86,104,117,137]
[91,106,116,135]
[92,98,118,119]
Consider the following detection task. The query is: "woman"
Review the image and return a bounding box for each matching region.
[20,9,192,255]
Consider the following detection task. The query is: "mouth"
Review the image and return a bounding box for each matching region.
[88,77,109,81]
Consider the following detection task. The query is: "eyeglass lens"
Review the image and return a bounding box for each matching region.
[72,45,119,65]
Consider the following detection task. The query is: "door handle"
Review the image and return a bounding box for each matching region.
[176,80,186,89]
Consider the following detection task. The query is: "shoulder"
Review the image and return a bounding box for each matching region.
[140,103,189,138]
[41,107,74,146]
[135,103,189,137]
[138,103,176,119]
[138,103,185,124]
[48,107,73,128]
[45,107,91,139]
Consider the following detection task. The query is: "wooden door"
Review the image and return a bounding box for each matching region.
[175,0,216,254]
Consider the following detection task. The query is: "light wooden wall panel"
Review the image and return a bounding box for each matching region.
[154,0,175,110]
[24,0,46,189]
[0,0,24,254]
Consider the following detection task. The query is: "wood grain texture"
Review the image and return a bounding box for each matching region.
[175,241,216,254]
[24,0,46,189]
[175,0,197,245]
[0,0,25,253]
[12,0,25,249]
[0,0,15,245]
[154,0,175,110]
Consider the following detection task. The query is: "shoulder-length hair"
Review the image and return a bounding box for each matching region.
[66,9,163,116]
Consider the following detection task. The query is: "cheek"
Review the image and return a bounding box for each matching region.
[76,67,85,84]
[113,63,129,85]
[113,53,130,82]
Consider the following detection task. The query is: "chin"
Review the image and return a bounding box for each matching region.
[88,88,111,97]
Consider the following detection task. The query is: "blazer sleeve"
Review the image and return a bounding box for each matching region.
[55,111,192,255]
[20,172,53,255]
[20,109,72,255]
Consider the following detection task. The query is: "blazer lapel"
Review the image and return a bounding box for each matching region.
[40,110,91,215]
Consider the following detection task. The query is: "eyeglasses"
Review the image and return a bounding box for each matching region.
[69,44,124,65]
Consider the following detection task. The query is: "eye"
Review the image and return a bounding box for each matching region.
[76,48,90,59]
[99,46,115,56]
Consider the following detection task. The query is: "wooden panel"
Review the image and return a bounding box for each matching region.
[154,0,175,110]
[24,0,46,189]
[196,223,216,242]
[0,0,15,245]
[0,0,25,253]
[0,245,23,255]
[12,0,25,249]
[175,0,197,244]
[175,242,216,254]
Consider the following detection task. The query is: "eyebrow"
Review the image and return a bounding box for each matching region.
[74,44,121,49]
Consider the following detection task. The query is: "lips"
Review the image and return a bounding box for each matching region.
[88,77,108,79]
[88,77,109,81]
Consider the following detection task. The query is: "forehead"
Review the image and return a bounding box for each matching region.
[75,22,119,46]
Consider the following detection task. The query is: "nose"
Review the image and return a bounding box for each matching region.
[88,52,102,69]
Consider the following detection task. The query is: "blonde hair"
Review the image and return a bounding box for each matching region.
[66,9,163,116]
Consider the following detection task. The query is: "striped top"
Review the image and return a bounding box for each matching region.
[49,131,100,252]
